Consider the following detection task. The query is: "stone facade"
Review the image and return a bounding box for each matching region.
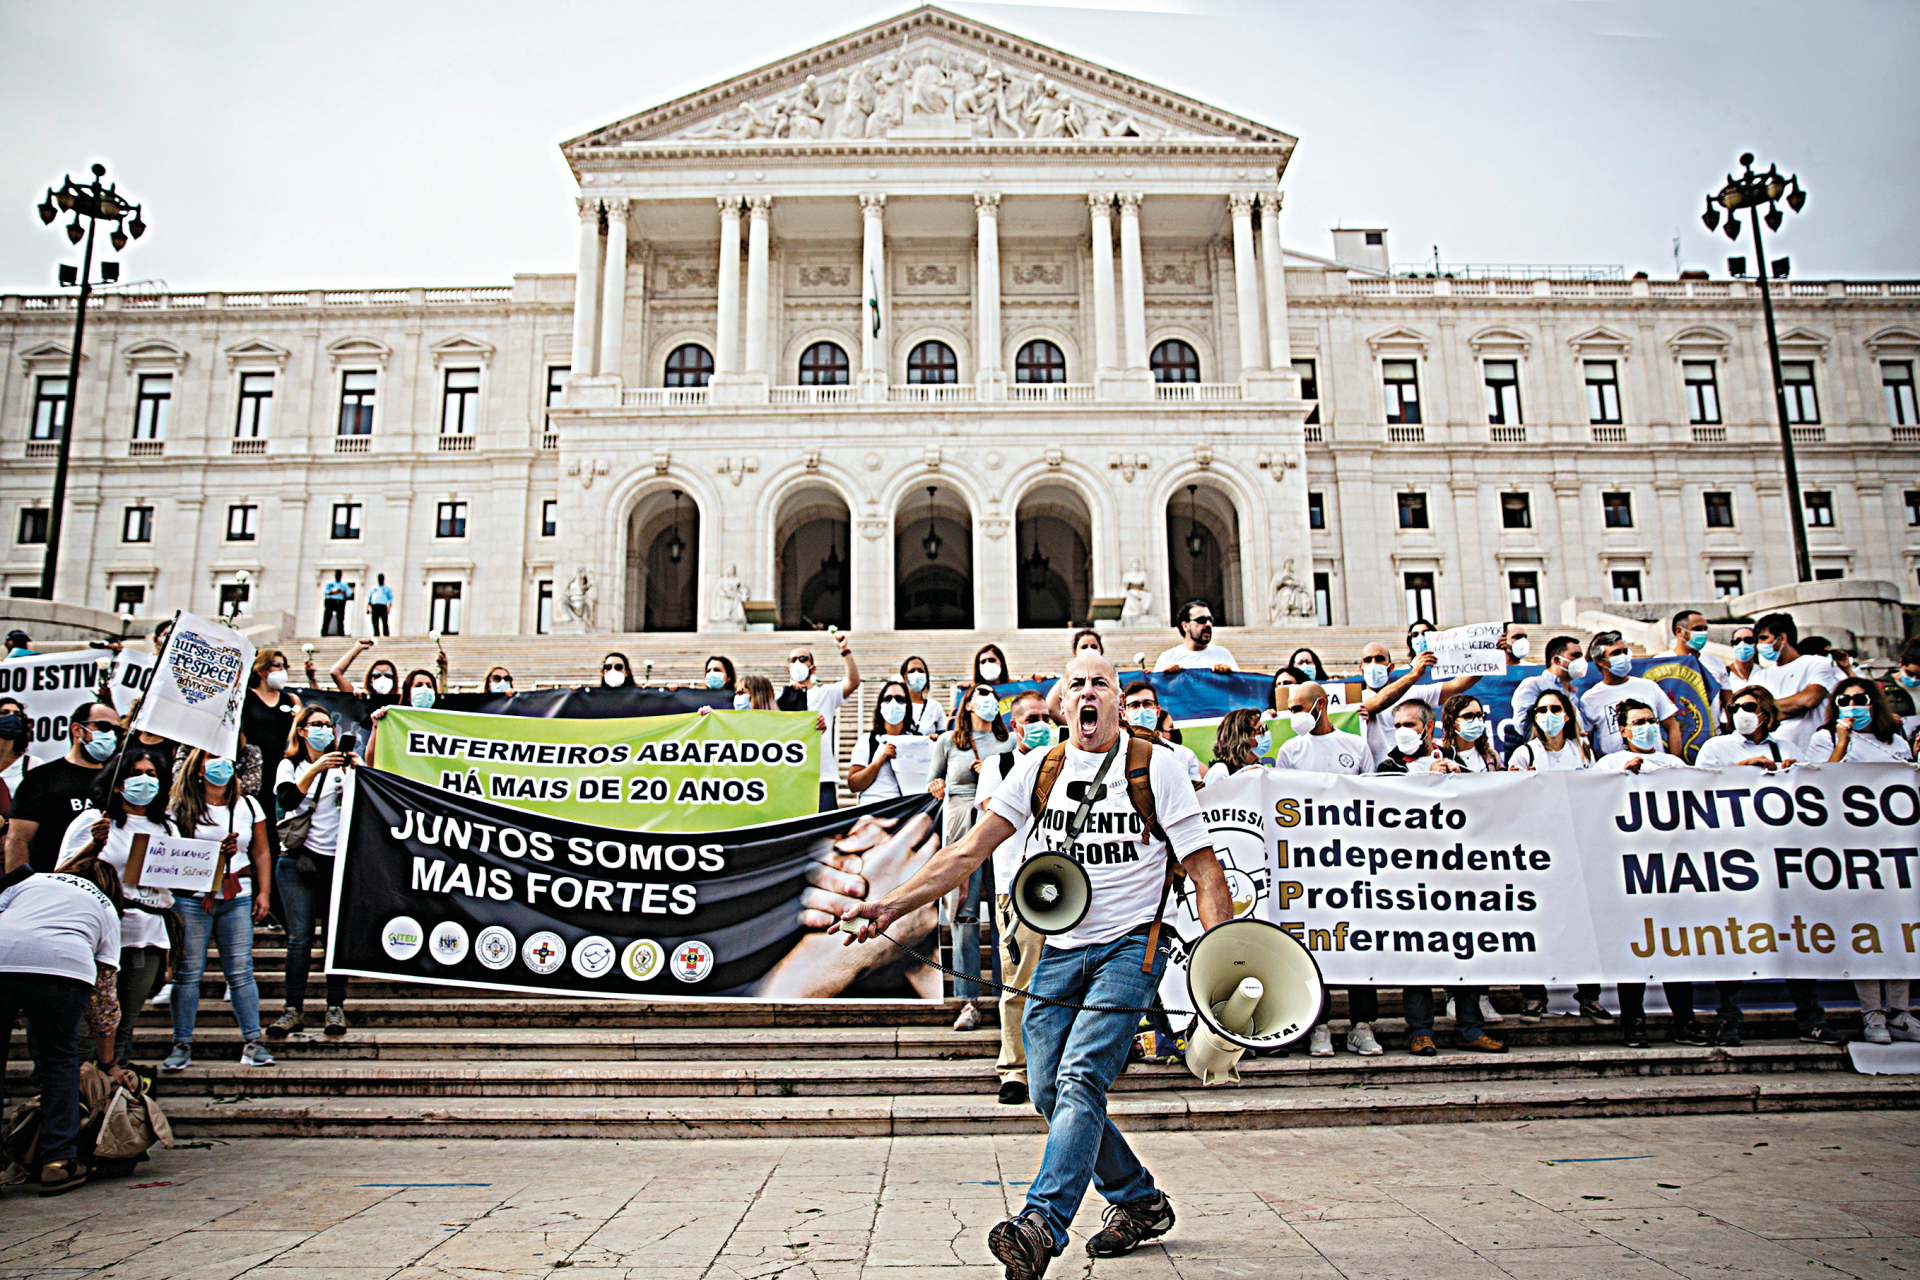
[2,6,1916,637]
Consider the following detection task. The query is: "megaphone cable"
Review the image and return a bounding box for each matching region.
[827,921,1163,1016]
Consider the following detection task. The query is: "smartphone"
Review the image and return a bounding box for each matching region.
[339,732,357,756]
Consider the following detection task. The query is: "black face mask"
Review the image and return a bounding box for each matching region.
[0,714,28,746]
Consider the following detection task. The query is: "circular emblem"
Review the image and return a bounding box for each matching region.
[1337,753,1356,770]
[1222,868,1259,919]
[381,916,424,961]
[475,925,516,970]
[522,930,567,975]
[670,939,715,983]
[622,938,665,982]
[427,920,469,966]
[571,935,617,980]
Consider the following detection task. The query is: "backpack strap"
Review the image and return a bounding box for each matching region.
[1028,742,1069,819]
[1123,729,1163,843]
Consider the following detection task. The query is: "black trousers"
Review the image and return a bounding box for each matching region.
[369,604,389,636]
[321,599,346,636]
[0,974,91,1166]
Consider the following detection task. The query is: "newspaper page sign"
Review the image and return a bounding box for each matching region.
[135,833,225,892]
[130,612,253,758]
[0,648,155,762]
[1426,622,1507,678]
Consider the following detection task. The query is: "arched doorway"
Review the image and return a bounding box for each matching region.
[1014,482,1092,629]
[775,484,852,631]
[1165,483,1242,626]
[625,488,699,631]
[895,484,973,629]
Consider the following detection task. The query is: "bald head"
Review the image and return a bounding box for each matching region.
[1062,651,1123,751]
[1290,681,1331,734]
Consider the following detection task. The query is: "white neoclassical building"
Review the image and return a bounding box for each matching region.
[3,5,1918,638]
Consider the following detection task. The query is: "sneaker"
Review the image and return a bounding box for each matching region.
[1347,1022,1383,1056]
[1086,1190,1175,1258]
[987,1209,1055,1279]
[1409,1034,1438,1057]
[150,983,172,1005]
[265,1009,303,1040]
[240,1040,276,1067]
[997,1079,1028,1106]
[323,1006,349,1037]
[1578,999,1615,1023]
[1308,1025,1334,1057]
[160,1042,193,1073]
[1715,1020,1743,1048]
[37,1159,86,1198]
[953,1001,979,1032]
[1890,1011,1920,1043]
[1458,1033,1507,1054]
[1800,1026,1846,1046]
[1862,1010,1892,1045]
[1622,1017,1651,1049]
[1519,999,1548,1023]
[1479,995,1504,1024]
[1445,997,1456,1020]
[1670,1021,1712,1047]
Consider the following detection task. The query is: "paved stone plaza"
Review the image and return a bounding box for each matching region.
[1,1112,1916,1279]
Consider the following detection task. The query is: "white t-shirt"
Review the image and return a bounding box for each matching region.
[1506,739,1589,771]
[1449,746,1495,773]
[806,683,849,784]
[1274,729,1371,776]
[1808,728,1914,765]
[910,697,948,737]
[1154,643,1239,672]
[186,795,266,889]
[277,757,348,858]
[58,810,173,950]
[1695,732,1799,769]
[1364,683,1446,767]
[1757,656,1838,754]
[0,872,121,984]
[1511,672,1596,737]
[1170,741,1205,784]
[975,743,1033,894]
[848,732,905,801]
[987,739,1209,950]
[1581,677,1678,757]
[1597,749,1687,773]
[1202,761,1268,787]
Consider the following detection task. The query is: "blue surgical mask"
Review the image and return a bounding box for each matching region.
[305,727,334,754]
[83,728,117,762]
[1899,672,1920,689]
[1629,723,1660,751]
[122,775,160,806]
[1758,643,1780,664]
[1608,655,1633,678]
[1023,722,1053,749]
[1126,707,1157,730]
[879,698,907,726]
[1362,664,1389,691]
[204,757,237,786]
[1459,720,1488,742]
[732,692,751,711]
[410,686,436,709]
[1733,642,1757,663]
[704,671,726,690]
[1412,636,1428,655]
[906,671,928,693]
[1298,665,1320,682]
[1535,711,1566,738]
[489,680,511,694]
[1254,731,1273,757]
[1686,631,1709,652]
[1842,706,1872,729]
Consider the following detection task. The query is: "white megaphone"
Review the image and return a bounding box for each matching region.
[1009,853,1091,936]
[1183,919,1324,1085]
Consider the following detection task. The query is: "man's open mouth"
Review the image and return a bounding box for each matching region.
[1077,704,1099,734]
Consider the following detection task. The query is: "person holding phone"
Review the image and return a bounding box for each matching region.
[267,706,361,1040]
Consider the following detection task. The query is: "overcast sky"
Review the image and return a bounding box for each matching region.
[2,0,1915,293]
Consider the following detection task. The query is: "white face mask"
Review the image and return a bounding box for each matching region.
[1289,709,1318,737]
[1362,663,1390,690]
[788,661,811,684]
[603,669,628,687]
[971,692,998,721]
[906,671,928,693]
[489,680,510,694]
[1394,726,1423,755]
[266,670,288,691]
[1509,638,1530,661]
[370,675,395,695]
[978,660,1002,683]
[1567,658,1589,682]
[732,692,751,711]
[879,698,908,726]
[1732,709,1761,737]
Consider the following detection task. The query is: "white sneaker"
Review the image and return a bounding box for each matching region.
[1445,998,1456,1020]
[1347,1022,1383,1056]
[1309,1024,1334,1056]
[1480,995,1504,1024]
[151,983,172,1004]
[952,1001,979,1032]
[1890,1011,1920,1043]
[1862,1010,1892,1045]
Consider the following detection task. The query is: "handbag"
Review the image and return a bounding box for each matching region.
[278,801,314,855]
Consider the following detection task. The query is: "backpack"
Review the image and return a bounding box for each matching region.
[1028,723,1165,843]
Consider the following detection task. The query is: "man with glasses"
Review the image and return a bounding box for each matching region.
[1595,701,1686,773]
[4,702,121,873]
[1153,601,1238,673]
[1121,683,1203,784]
[1753,612,1837,757]
[1580,634,1681,758]
[780,632,860,811]
[1356,630,1482,770]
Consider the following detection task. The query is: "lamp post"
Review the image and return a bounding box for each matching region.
[1702,153,1809,583]
[33,164,146,602]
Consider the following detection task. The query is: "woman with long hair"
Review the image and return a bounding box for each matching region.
[1438,694,1502,771]
[899,656,948,736]
[267,705,363,1040]
[599,652,635,688]
[161,746,274,1072]
[848,679,917,800]
[241,649,301,857]
[735,673,777,710]
[1266,666,1312,716]
[481,665,515,696]
[1811,676,1912,764]
[1287,648,1329,684]
[1202,707,1269,786]
[960,643,1009,717]
[702,655,737,695]
[1505,688,1591,771]
[928,681,1011,1030]
[1695,685,1798,769]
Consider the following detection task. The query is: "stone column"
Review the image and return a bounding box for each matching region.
[859,193,887,400]
[974,192,1003,399]
[715,197,741,378]
[1088,193,1119,377]
[743,195,771,377]
[1230,193,1265,378]
[569,198,601,380]
[1259,192,1293,375]
[596,198,629,382]
[1115,193,1152,398]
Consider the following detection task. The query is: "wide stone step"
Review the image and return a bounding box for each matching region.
[133,997,983,1029]
[154,1072,1918,1139]
[114,1025,990,1062]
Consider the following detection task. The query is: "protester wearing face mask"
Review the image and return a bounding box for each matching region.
[780,633,860,811]
[355,653,403,709]
[1884,638,1920,740]
[964,644,1011,713]
[1752,613,1838,757]
[269,707,364,1040]
[701,655,737,699]
[848,680,918,801]
[59,749,175,1067]
[1201,708,1269,786]
[0,695,31,810]
[1596,701,1686,773]
[5,702,121,874]
[976,690,1052,1106]
[1437,695,1502,772]
[1121,683,1204,785]
[242,649,303,859]
[1272,682,1371,776]
[1694,687,1798,770]
[1505,689,1590,772]
[1263,667,1311,722]
[1810,677,1912,765]
[1509,636,1597,743]
[732,674,777,711]
[1042,632,1109,723]
[1154,600,1239,672]
[1579,634,1681,758]
[927,681,1004,1035]
[1371,701,1457,775]
[1357,636,1481,769]
[598,652,635,689]
[1500,623,1531,670]
[481,666,515,697]
[1664,609,1729,706]
[1287,648,1329,684]
[898,656,947,736]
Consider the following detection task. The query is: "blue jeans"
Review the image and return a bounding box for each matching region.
[1022,930,1167,1256]
[277,857,347,1011]
[952,863,987,1001]
[1403,985,1485,1044]
[172,894,262,1043]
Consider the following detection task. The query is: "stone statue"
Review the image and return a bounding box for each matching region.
[1120,557,1155,628]
[1270,559,1313,623]
[836,61,875,138]
[716,564,749,630]
[561,567,597,629]
[906,50,951,116]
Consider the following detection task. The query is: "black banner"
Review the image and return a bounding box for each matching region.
[293,684,731,759]
[327,767,943,1001]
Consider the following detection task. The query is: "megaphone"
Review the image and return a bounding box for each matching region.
[1183,919,1323,1085]
[1009,853,1091,936]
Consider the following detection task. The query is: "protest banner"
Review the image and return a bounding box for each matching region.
[0,649,154,762]
[327,766,943,1001]
[1157,769,1274,1020]
[1426,622,1508,678]
[133,832,225,893]
[130,612,253,758]
[371,707,821,830]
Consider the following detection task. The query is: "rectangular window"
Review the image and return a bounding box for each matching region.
[1500,492,1532,530]
[436,502,468,539]
[1403,571,1436,625]
[1781,361,1819,425]
[546,366,570,421]
[1703,491,1735,528]
[1293,358,1320,425]
[1602,491,1634,528]
[1483,360,1522,425]
[122,506,153,543]
[1611,569,1643,603]
[541,499,558,538]
[226,504,258,542]
[218,582,250,618]
[1803,490,1834,527]
[113,585,146,616]
[430,581,463,635]
[1382,360,1421,424]
[331,503,363,540]
[536,580,554,635]
[132,373,172,440]
[1713,569,1744,597]
[1683,361,1721,424]
[339,371,376,436]
[1814,567,1845,581]
[1312,571,1330,627]
[1307,491,1325,530]
[235,372,273,438]
[1885,361,1917,425]
[1396,492,1429,530]
[441,368,480,436]
[1584,361,1621,425]
[1906,490,1920,527]
[30,376,68,441]
[1508,571,1541,625]
[17,507,48,545]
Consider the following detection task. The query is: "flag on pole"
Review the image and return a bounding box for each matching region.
[868,267,882,338]
[130,610,254,759]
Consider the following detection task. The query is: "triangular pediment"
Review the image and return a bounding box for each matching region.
[1773,325,1829,353]
[223,337,291,370]
[1366,326,1431,353]
[565,5,1291,155]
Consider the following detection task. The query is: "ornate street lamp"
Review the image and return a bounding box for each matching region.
[921,486,942,561]
[665,490,686,564]
[1184,484,1206,558]
[1702,153,1811,582]
[819,540,844,593]
[33,163,146,601]
[1023,531,1051,590]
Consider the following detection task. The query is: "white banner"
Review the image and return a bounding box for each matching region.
[1427,622,1507,678]
[129,612,253,759]
[0,648,155,762]
[1159,769,1274,1019]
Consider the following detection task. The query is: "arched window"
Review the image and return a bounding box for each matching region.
[797,342,849,386]
[906,341,958,384]
[1014,340,1066,384]
[664,344,714,388]
[1150,339,1201,383]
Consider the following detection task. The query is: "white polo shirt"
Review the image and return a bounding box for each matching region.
[1154,643,1239,672]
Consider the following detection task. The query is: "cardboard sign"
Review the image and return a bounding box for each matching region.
[135,832,226,892]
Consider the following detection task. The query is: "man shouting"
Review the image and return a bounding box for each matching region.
[841,653,1231,1276]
